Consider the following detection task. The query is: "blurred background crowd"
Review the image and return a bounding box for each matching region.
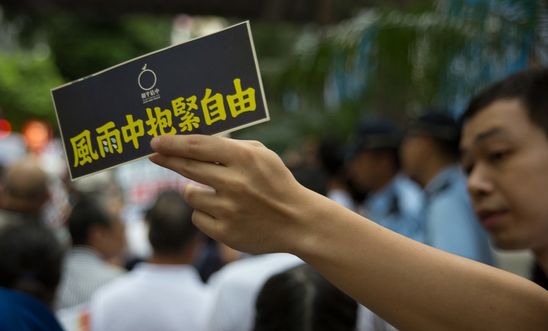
[0,0,546,330]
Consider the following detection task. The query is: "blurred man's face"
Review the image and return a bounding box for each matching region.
[349,151,376,192]
[101,218,126,260]
[348,150,393,193]
[94,201,126,261]
[461,99,548,251]
[400,135,432,187]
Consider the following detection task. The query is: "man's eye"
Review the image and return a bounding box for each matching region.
[463,165,472,175]
[487,150,510,162]
[461,162,473,175]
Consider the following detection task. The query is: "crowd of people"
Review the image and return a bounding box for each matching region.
[0,67,547,330]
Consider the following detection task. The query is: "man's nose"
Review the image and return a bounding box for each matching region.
[467,163,494,200]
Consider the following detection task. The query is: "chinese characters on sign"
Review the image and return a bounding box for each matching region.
[69,78,256,168]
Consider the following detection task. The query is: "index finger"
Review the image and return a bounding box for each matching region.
[150,134,235,165]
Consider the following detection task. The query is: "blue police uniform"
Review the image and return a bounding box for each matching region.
[361,174,425,242]
[423,165,493,264]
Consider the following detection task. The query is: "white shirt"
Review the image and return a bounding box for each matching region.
[90,263,210,331]
[327,188,356,210]
[206,253,303,331]
[56,247,124,310]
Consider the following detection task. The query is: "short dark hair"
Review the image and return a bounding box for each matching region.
[0,220,63,306]
[461,68,548,135]
[254,264,358,331]
[67,193,113,246]
[145,190,197,256]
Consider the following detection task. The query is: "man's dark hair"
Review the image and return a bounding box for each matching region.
[0,220,64,306]
[67,193,113,246]
[254,264,357,331]
[145,190,197,256]
[461,68,548,135]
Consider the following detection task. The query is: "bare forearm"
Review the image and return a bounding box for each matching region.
[294,191,548,331]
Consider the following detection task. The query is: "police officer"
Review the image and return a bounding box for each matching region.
[401,111,493,264]
[348,117,425,242]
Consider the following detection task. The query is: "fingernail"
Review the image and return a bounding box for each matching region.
[182,182,193,198]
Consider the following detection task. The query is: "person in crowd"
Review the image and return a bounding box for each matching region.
[56,192,126,310]
[347,118,425,241]
[89,190,210,331]
[149,67,548,331]
[0,215,65,331]
[401,110,493,264]
[0,159,50,221]
[253,264,358,331]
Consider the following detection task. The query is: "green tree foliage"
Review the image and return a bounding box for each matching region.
[0,11,172,132]
[46,14,172,80]
[239,0,540,151]
[0,51,63,130]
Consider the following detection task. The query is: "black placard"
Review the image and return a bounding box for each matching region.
[52,21,269,180]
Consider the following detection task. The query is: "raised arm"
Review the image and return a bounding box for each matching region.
[150,134,548,331]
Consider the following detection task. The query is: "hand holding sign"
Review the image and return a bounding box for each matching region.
[149,134,320,254]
